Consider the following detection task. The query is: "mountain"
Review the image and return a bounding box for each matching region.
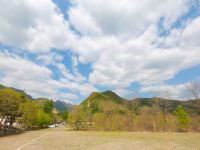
[128,97,200,115]
[1,82,199,116]
[54,100,74,112]
[69,90,200,131]
[0,83,73,112]
[78,90,129,114]
[81,90,125,106]
[0,84,33,100]
[0,84,5,89]
[75,90,200,116]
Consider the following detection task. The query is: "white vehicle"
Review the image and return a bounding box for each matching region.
[48,124,56,128]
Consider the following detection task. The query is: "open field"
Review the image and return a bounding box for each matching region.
[0,127,200,150]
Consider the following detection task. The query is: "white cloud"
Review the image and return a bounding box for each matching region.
[71,36,119,63]
[181,16,200,48]
[141,83,192,100]
[0,50,95,103]
[36,52,64,65]
[69,0,188,38]
[86,16,200,100]
[0,0,200,101]
[68,0,200,97]
[0,0,76,52]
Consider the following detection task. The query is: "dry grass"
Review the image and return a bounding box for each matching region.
[64,131,200,150]
[0,128,200,150]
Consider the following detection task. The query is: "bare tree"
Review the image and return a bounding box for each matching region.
[164,91,170,131]
[159,90,171,131]
[187,83,200,100]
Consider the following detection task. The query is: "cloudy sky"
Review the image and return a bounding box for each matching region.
[0,0,200,103]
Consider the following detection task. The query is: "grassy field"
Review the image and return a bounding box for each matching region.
[64,131,200,150]
[0,128,200,150]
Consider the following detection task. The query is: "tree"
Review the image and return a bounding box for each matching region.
[160,91,170,131]
[0,88,25,126]
[188,83,200,100]
[174,105,189,131]
[20,101,41,127]
[36,110,52,127]
[20,101,53,128]
[68,106,87,130]
[58,111,69,120]
[43,100,54,114]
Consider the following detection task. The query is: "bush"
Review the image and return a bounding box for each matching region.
[174,105,189,131]
[36,110,52,127]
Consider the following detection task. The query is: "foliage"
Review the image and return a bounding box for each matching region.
[19,101,53,128]
[36,110,52,127]
[43,100,54,114]
[0,88,25,126]
[58,111,69,120]
[174,105,189,131]
[19,101,41,127]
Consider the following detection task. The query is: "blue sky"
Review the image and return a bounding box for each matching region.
[0,0,200,103]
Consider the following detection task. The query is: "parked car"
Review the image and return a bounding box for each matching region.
[48,124,56,128]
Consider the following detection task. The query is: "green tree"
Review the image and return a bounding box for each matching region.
[58,111,69,120]
[36,110,52,127]
[174,105,189,131]
[43,100,54,114]
[0,88,25,126]
[20,101,41,127]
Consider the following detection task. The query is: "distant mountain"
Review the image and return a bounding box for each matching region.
[0,84,5,89]
[128,97,200,115]
[81,90,125,106]
[75,90,200,115]
[78,90,129,114]
[69,90,200,131]
[1,82,199,115]
[0,83,74,112]
[54,100,74,112]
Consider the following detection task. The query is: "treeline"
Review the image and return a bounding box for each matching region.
[0,88,67,129]
[68,91,200,132]
[1,85,200,132]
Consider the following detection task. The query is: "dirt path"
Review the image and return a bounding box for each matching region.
[0,128,200,150]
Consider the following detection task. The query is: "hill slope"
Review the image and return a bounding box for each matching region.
[0,84,33,100]
[80,90,127,113]
[69,90,200,131]
[0,83,72,113]
[78,90,200,115]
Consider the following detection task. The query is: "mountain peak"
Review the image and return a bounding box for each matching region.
[81,90,125,107]
[101,90,114,94]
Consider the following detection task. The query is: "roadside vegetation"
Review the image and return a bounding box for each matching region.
[0,86,68,135]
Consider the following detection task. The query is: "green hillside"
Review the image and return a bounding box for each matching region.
[69,90,200,132]
[81,90,124,105]
[0,84,72,112]
[80,90,127,114]
[78,91,199,116]
[0,84,33,100]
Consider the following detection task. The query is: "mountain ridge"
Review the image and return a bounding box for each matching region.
[0,83,73,112]
[77,90,200,115]
[0,83,199,114]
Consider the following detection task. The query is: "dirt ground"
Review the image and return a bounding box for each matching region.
[0,127,200,150]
